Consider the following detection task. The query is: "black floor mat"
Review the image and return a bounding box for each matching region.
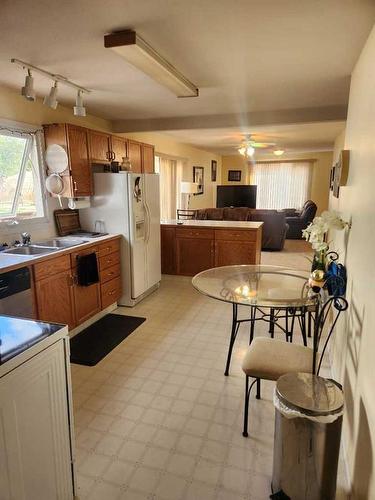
[70,313,146,366]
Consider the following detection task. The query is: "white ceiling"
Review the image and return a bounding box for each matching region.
[0,0,374,153]
[161,121,346,156]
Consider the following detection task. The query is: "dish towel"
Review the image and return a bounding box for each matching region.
[76,253,99,286]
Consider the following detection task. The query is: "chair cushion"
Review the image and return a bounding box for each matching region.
[241,337,313,380]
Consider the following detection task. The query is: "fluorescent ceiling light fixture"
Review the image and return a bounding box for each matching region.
[21,69,36,101]
[273,149,285,156]
[104,30,199,98]
[73,90,86,117]
[43,81,59,109]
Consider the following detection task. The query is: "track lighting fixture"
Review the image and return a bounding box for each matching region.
[21,69,36,101]
[43,81,59,109]
[73,90,86,117]
[11,58,91,116]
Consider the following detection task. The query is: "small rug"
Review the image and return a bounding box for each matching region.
[70,313,146,366]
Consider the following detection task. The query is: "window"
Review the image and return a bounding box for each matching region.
[253,161,311,210]
[155,155,183,220]
[0,127,45,222]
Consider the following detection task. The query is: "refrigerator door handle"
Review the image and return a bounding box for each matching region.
[144,201,151,243]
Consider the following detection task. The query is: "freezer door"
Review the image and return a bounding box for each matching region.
[144,173,161,288]
[128,173,147,299]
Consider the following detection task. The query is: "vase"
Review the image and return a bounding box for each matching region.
[311,249,327,273]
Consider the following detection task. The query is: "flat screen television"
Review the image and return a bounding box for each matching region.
[216,185,257,208]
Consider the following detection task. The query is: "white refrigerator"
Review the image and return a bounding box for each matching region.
[79,172,161,307]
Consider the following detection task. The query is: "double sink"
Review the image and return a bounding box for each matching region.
[3,238,89,256]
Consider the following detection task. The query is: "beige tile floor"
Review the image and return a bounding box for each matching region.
[71,241,349,499]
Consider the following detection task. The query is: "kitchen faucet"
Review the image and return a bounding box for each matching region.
[21,232,31,246]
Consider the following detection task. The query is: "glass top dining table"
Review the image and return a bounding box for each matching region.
[192,265,318,376]
[192,264,317,309]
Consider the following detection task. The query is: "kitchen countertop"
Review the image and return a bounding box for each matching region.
[0,315,64,365]
[161,219,263,229]
[0,233,121,274]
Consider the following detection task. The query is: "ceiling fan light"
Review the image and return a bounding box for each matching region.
[73,90,86,116]
[21,69,36,101]
[273,149,285,156]
[43,81,59,109]
[246,146,255,156]
[238,146,246,156]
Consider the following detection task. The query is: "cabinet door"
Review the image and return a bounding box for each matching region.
[161,226,176,274]
[67,125,93,196]
[128,140,142,173]
[111,136,128,163]
[215,240,256,266]
[142,143,155,173]
[0,340,74,500]
[176,237,214,276]
[89,130,111,163]
[71,247,101,325]
[35,270,75,329]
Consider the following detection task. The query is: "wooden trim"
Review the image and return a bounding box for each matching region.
[255,158,317,164]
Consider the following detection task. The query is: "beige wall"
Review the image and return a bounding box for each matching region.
[222,151,333,214]
[329,26,375,499]
[123,132,222,210]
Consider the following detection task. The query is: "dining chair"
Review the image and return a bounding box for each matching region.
[241,295,348,437]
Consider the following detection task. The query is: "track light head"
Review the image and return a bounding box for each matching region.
[21,69,36,101]
[43,81,59,109]
[73,90,86,116]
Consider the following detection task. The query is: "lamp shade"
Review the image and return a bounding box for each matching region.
[181,181,198,194]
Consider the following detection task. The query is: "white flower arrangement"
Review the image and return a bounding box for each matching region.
[302,210,349,251]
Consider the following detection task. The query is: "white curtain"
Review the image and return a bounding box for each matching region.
[253,161,311,209]
[155,156,183,220]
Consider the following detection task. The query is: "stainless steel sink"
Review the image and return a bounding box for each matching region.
[4,246,59,255]
[32,238,88,248]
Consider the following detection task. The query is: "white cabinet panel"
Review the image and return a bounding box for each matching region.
[0,340,74,500]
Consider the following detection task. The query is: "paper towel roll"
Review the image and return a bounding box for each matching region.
[68,197,91,210]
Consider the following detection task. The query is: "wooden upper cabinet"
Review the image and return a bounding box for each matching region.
[89,130,112,163]
[111,136,128,163]
[67,125,93,196]
[128,140,142,173]
[43,123,92,197]
[142,143,155,173]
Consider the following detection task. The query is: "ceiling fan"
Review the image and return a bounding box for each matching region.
[238,134,280,158]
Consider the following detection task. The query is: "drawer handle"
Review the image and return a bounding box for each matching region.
[108,271,114,276]
[109,290,115,296]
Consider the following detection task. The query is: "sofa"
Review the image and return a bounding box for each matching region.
[282,200,317,239]
[194,207,288,251]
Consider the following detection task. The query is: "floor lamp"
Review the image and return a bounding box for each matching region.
[180,181,198,209]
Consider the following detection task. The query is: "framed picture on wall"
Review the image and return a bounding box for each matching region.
[193,166,204,195]
[211,160,217,182]
[228,170,241,182]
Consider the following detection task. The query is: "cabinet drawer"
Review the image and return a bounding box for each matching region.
[98,239,120,257]
[215,229,257,242]
[101,277,121,308]
[100,262,121,283]
[70,246,98,268]
[99,251,120,271]
[34,255,71,281]
[175,228,214,239]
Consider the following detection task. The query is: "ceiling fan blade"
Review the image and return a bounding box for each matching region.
[250,141,276,148]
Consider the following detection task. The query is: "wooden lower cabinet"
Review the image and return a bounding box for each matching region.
[161,224,262,276]
[176,237,214,276]
[215,240,256,266]
[35,270,75,329]
[33,237,121,329]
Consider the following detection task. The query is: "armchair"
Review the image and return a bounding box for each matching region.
[285,200,317,239]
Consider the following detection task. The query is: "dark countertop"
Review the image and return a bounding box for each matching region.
[0,315,64,365]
